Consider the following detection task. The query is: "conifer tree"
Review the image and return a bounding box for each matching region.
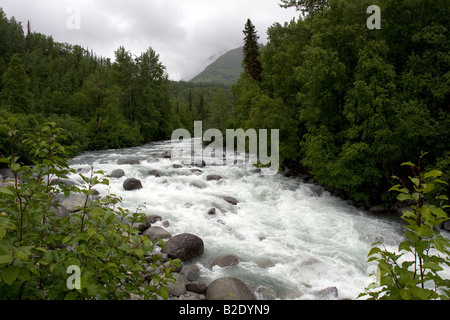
[242,19,262,82]
[0,53,32,112]
[198,93,205,121]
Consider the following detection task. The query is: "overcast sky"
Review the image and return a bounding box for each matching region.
[0,0,299,80]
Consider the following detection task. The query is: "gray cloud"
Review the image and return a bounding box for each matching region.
[0,0,298,80]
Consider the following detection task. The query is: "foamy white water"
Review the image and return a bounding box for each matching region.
[68,138,412,300]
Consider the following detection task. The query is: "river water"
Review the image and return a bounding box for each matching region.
[68,138,410,300]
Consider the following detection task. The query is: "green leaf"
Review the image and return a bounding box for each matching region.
[424,170,443,179]
[156,285,169,300]
[10,163,20,172]
[134,248,144,258]
[0,255,13,266]
[28,265,40,277]
[0,187,14,196]
[0,227,5,241]
[368,247,381,257]
[401,161,415,167]
[62,236,72,244]
[423,261,444,272]
[1,265,19,285]
[397,193,412,201]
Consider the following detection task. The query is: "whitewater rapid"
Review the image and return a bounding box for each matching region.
[68,138,408,300]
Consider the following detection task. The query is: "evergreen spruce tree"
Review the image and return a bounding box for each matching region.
[198,93,205,121]
[0,53,32,113]
[243,19,263,82]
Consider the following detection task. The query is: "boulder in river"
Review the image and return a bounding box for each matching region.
[220,195,239,206]
[206,174,222,181]
[50,178,76,186]
[162,233,204,261]
[205,277,255,300]
[312,286,339,299]
[162,151,172,159]
[148,170,160,177]
[109,169,125,178]
[119,159,141,165]
[211,255,239,268]
[142,226,172,241]
[123,178,143,191]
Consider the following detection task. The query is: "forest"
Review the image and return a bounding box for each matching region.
[1,0,450,209]
[233,0,450,207]
[0,7,234,160]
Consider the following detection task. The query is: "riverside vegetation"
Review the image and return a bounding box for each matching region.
[0,121,180,299]
[0,0,449,299]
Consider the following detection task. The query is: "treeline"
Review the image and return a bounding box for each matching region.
[169,81,235,133]
[0,8,235,163]
[233,0,450,207]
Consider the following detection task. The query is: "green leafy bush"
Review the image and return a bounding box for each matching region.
[0,121,175,299]
[360,153,450,300]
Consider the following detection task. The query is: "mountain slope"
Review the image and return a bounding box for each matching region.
[189,46,243,85]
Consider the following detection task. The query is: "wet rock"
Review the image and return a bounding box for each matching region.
[162,151,172,159]
[193,160,206,168]
[147,215,162,223]
[60,194,92,212]
[205,277,255,300]
[181,265,201,282]
[190,169,203,174]
[162,233,204,261]
[369,205,385,214]
[0,168,14,180]
[220,196,239,206]
[50,178,76,186]
[133,222,151,233]
[162,220,170,228]
[207,174,222,181]
[119,159,141,165]
[443,220,450,232]
[148,170,160,177]
[173,164,182,169]
[168,273,187,297]
[207,208,216,215]
[211,255,239,268]
[142,226,172,241]
[313,286,339,299]
[123,178,143,191]
[189,180,207,189]
[186,281,208,294]
[109,169,125,178]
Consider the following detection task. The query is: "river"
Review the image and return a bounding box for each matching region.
[68,138,410,300]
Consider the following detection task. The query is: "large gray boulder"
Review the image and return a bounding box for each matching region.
[162,233,204,261]
[205,277,255,300]
[123,178,143,191]
[142,226,172,241]
[109,169,125,178]
[60,194,91,212]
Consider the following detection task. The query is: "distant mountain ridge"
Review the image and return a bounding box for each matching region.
[189,46,243,85]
